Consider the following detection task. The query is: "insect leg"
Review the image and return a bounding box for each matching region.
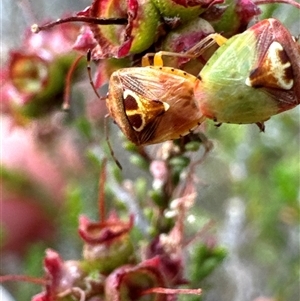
[141,33,228,67]
[255,122,265,132]
[104,115,123,170]
[141,53,155,66]
[184,33,227,57]
[142,51,195,67]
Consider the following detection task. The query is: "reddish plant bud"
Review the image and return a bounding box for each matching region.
[146,237,187,286]
[205,0,261,37]
[73,25,98,53]
[236,0,261,27]
[4,50,67,118]
[151,0,223,23]
[31,249,89,301]
[79,214,135,275]
[8,52,49,97]
[2,22,83,118]
[104,257,167,301]
[89,0,161,58]
[161,18,215,73]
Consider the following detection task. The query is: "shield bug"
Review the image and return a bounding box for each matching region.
[107,66,206,145]
[194,18,300,130]
[106,18,299,145]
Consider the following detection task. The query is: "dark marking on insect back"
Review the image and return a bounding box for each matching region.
[278,47,290,65]
[127,114,143,130]
[284,65,294,85]
[124,94,139,110]
[278,48,294,83]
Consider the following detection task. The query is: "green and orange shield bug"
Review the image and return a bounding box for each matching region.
[107,66,205,145]
[107,18,300,144]
[195,18,300,130]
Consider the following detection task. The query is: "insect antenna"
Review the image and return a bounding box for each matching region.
[87,49,101,99]
[85,50,122,170]
[85,46,123,169]
[63,45,122,169]
[104,115,123,170]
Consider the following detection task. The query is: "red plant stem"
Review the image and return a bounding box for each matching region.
[184,219,215,247]
[254,0,300,8]
[63,54,85,111]
[0,274,47,285]
[57,287,85,301]
[141,287,202,296]
[31,16,128,33]
[99,158,107,222]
